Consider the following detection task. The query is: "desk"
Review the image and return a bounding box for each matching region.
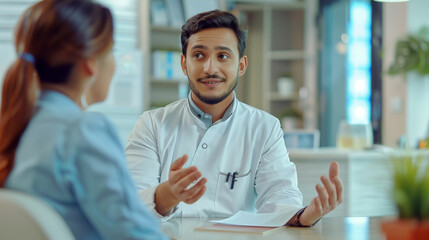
[161,217,389,240]
[289,148,396,217]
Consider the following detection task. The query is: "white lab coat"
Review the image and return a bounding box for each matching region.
[125,95,303,219]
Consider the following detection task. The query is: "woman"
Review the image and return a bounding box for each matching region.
[0,0,168,239]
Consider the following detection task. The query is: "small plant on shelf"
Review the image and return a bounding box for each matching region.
[278,107,302,131]
[278,107,303,120]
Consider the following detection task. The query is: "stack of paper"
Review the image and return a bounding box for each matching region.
[194,207,300,235]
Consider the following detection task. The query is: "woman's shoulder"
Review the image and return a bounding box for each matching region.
[67,111,122,148]
[74,111,113,128]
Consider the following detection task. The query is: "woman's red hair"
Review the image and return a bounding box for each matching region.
[0,0,114,186]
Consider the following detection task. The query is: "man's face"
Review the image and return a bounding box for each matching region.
[181,28,247,105]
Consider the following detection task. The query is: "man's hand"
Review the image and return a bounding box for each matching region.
[155,155,207,215]
[299,161,343,226]
[167,154,207,204]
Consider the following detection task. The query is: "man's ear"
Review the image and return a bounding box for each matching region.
[81,58,98,77]
[181,54,187,76]
[238,55,248,77]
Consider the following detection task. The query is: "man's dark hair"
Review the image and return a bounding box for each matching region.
[181,10,248,58]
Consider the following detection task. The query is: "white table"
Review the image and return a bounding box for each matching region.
[289,148,396,217]
[161,216,389,240]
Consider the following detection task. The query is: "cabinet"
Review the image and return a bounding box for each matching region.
[139,0,188,109]
[141,0,228,109]
[139,0,317,127]
[233,0,318,130]
[290,149,396,217]
[148,26,188,109]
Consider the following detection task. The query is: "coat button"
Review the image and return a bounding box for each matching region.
[202,143,208,149]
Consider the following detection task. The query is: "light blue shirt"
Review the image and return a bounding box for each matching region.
[126,93,303,218]
[6,91,168,240]
[187,93,234,128]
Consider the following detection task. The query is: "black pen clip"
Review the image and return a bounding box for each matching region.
[230,171,238,190]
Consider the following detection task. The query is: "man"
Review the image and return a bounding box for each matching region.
[126,10,342,227]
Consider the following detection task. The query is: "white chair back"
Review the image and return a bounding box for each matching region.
[0,189,75,240]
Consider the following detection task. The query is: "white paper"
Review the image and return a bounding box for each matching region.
[211,206,300,227]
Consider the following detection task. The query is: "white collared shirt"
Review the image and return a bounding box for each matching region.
[125,94,303,219]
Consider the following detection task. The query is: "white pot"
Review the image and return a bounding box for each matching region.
[277,77,295,97]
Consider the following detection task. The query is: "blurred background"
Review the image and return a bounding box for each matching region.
[0,0,426,150]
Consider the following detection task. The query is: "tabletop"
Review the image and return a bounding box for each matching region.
[161,216,390,240]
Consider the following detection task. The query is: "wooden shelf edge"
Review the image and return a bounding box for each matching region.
[234,1,305,11]
[151,25,182,33]
[270,92,299,101]
[268,50,305,60]
[151,78,188,84]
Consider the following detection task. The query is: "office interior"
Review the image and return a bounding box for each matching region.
[0,0,427,220]
[1,0,425,150]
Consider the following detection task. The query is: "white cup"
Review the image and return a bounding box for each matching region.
[336,120,373,149]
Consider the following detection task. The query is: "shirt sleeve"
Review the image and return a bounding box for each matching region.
[125,112,179,220]
[254,119,304,214]
[65,113,169,240]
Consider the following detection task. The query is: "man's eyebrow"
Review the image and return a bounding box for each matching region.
[215,46,233,53]
[191,45,208,51]
[190,45,233,53]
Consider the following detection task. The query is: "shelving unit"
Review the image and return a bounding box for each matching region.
[233,0,318,130]
[149,23,187,109]
[139,0,317,128]
[139,0,188,110]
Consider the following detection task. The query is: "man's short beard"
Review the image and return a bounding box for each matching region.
[189,77,238,105]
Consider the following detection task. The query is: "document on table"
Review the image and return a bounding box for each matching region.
[211,206,301,227]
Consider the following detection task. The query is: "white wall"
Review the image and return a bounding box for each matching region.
[0,45,15,91]
[406,0,429,147]
[0,1,37,101]
[382,0,429,148]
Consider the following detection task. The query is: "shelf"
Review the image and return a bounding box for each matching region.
[151,25,182,33]
[151,78,187,84]
[88,105,143,115]
[270,92,299,101]
[234,1,305,10]
[267,50,305,60]
[150,28,182,51]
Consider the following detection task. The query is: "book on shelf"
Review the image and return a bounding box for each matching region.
[152,50,185,80]
[182,0,220,19]
[165,0,184,28]
[151,0,169,26]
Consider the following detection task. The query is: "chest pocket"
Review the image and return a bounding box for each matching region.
[214,168,254,217]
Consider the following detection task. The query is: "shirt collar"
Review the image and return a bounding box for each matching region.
[188,92,236,128]
[38,90,82,114]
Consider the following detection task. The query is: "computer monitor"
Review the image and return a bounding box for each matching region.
[283,130,320,149]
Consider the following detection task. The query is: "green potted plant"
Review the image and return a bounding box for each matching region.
[388,26,429,76]
[381,151,429,240]
[388,26,429,148]
[278,107,302,131]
